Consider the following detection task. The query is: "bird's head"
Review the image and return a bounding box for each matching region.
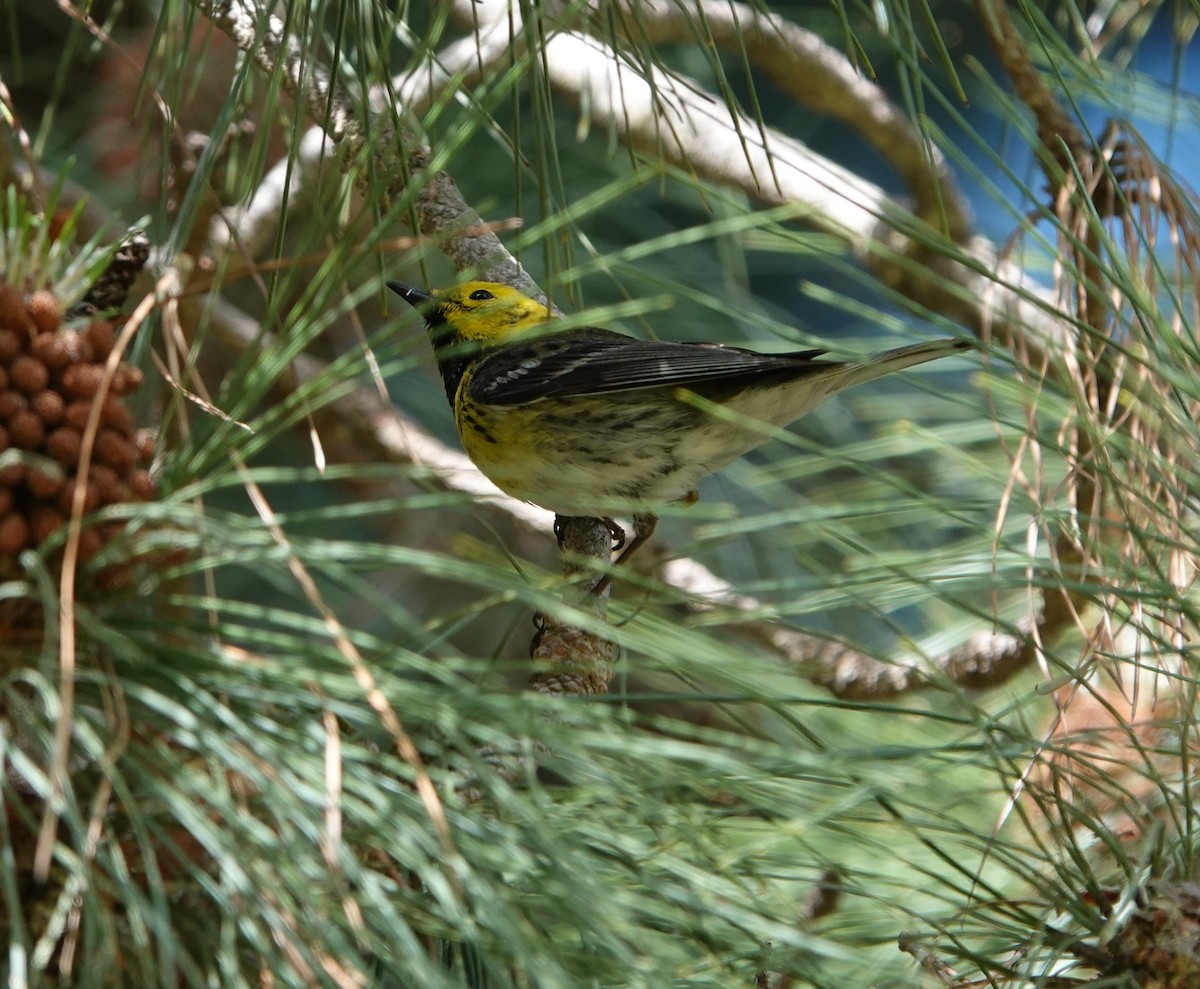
[388,281,554,350]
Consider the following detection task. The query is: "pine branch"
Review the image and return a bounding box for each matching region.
[582,0,970,236]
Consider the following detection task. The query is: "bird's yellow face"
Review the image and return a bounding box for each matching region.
[426,281,554,346]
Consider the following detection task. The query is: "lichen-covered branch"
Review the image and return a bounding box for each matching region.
[194,0,534,289]
[579,0,970,237]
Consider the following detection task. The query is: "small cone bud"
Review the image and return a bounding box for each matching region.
[95,429,137,472]
[0,391,26,422]
[0,284,23,323]
[86,320,115,359]
[26,468,64,499]
[61,364,105,399]
[64,400,95,431]
[30,390,65,426]
[101,396,133,432]
[8,410,44,449]
[57,479,100,515]
[0,329,21,363]
[30,333,71,371]
[30,506,64,543]
[46,427,82,466]
[26,290,63,335]
[0,513,30,555]
[111,365,143,395]
[129,469,155,500]
[10,355,50,395]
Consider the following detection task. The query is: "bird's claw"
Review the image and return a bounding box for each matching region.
[603,517,626,552]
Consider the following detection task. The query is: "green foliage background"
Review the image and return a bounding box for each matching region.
[1,0,1197,986]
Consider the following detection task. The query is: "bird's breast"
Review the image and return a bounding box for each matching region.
[453,390,723,515]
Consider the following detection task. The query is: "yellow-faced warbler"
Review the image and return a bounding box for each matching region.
[390,280,966,569]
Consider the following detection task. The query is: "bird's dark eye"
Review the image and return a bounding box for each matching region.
[469,288,495,301]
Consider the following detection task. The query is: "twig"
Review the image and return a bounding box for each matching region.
[975,0,1089,182]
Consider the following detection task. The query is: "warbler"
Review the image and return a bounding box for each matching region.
[390,280,965,567]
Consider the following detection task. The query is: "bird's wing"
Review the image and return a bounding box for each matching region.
[467,329,831,406]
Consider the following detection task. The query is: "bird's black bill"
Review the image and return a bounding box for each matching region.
[387,281,433,307]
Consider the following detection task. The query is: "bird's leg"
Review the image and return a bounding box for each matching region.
[559,502,677,595]
[596,493,693,592]
[616,512,658,567]
[589,512,659,596]
[603,517,626,552]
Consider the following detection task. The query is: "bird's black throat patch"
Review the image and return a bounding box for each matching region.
[422,311,474,405]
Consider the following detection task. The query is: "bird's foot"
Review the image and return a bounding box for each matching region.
[589,513,659,596]
[603,517,626,552]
